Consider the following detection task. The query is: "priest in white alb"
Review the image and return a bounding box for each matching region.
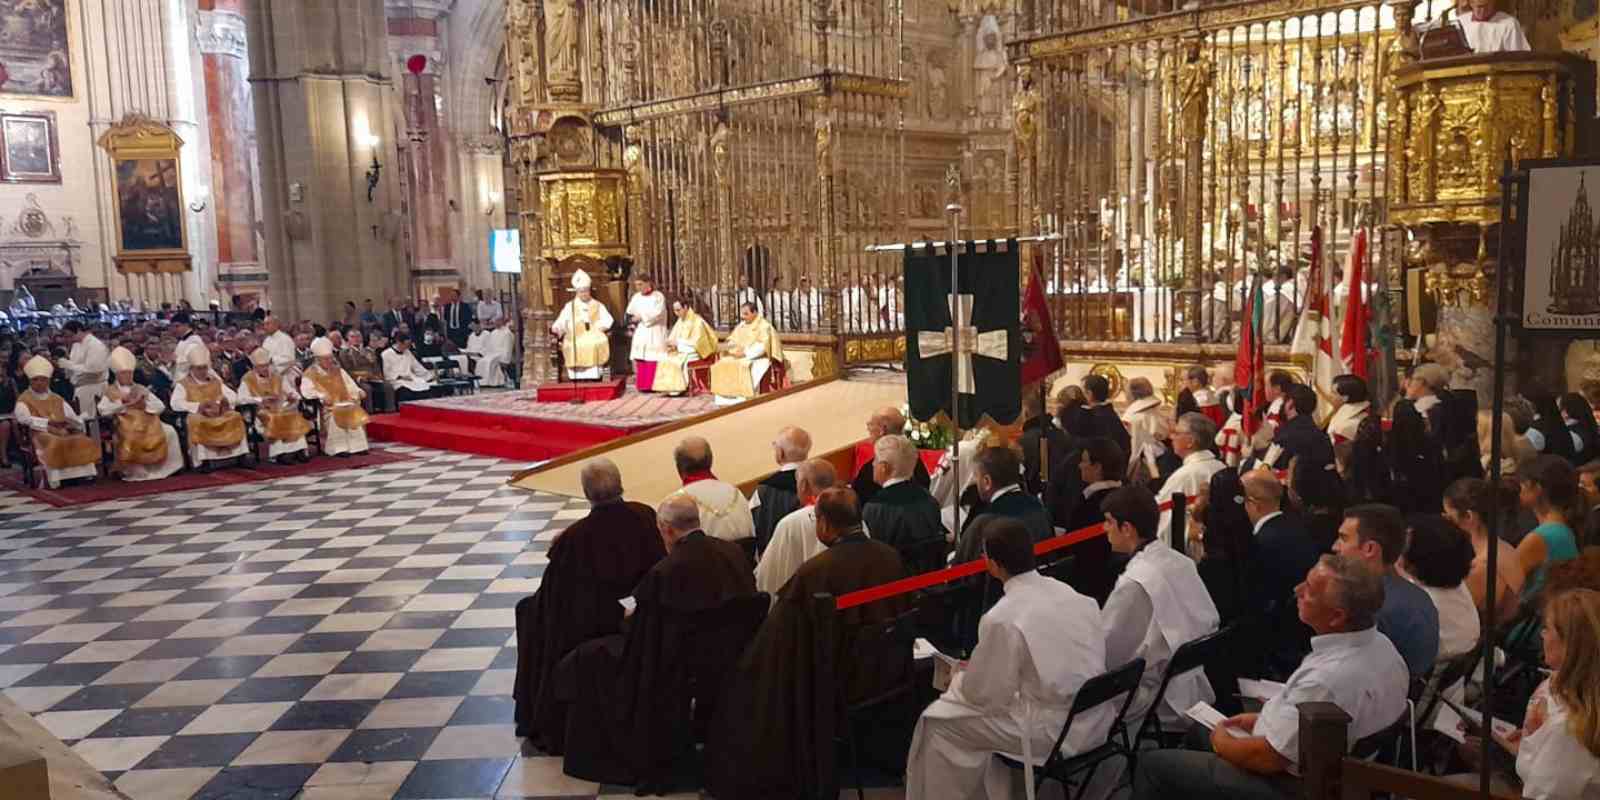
[709,302,783,405]
[1460,0,1530,52]
[625,273,669,389]
[300,338,370,457]
[651,297,718,396]
[15,356,100,488]
[475,317,517,388]
[551,269,613,380]
[99,346,183,482]
[906,518,1111,800]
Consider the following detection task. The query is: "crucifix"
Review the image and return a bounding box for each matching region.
[916,293,1010,396]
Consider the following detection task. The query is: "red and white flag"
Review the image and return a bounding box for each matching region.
[1340,227,1371,378]
[1291,225,1339,396]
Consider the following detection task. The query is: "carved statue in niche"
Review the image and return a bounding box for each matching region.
[927,56,949,119]
[548,117,592,166]
[711,122,731,186]
[513,0,540,103]
[1177,41,1212,137]
[1013,64,1039,146]
[974,16,1007,117]
[545,0,582,84]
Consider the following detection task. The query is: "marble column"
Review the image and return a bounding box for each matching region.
[245,0,405,323]
[198,0,267,306]
[388,13,454,294]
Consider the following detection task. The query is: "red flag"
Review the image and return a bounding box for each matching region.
[1020,249,1063,385]
[1235,278,1267,438]
[1340,228,1370,378]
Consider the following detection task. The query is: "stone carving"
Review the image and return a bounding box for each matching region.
[1013,64,1039,146]
[545,0,582,87]
[196,9,248,59]
[8,195,53,239]
[547,116,592,166]
[711,122,731,186]
[927,56,949,119]
[974,16,1007,117]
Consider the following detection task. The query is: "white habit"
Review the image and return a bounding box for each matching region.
[669,478,755,544]
[61,333,109,418]
[261,330,297,377]
[1121,396,1170,480]
[1461,11,1530,52]
[906,570,1112,800]
[97,386,184,482]
[1102,539,1220,728]
[626,290,668,361]
[475,326,516,387]
[1155,450,1225,544]
[755,506,873,595]
[382,348,435,393]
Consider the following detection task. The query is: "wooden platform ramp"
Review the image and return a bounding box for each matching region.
[508,373,909,505]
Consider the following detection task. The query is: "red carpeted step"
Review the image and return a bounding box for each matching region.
[368,413,648,462]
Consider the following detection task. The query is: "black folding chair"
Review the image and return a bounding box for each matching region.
[1134,625,1239,750]
[1037,553,1078,584]
[838,607,920,800]
[995,657,1147,800]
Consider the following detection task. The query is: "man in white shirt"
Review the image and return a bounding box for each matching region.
[475,317,517,388]
[794,276,822,333]
[1157,412,1225,543]
[171,314,206,382]
[906,518,1111,800]
[1459,0,1530,52]
[754,458,839,594]
[475,289,503,324]
[735,272,764,319]
[666,436,755,549]
[1134,554,1408,800]
[1121,377,1170,482]
[259,316,297,378]
[1100,486,1220,731]
[58,320,109,418]
[381,333,439,402]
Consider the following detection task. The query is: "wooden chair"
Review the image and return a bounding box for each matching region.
[994,658,1147,800]
[12,418,39,488]
[299,398,324,457]
[688,355,717,395]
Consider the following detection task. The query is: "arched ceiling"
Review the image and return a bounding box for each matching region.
[441,0,506,138]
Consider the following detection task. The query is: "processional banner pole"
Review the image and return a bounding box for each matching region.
[946,168,964,541]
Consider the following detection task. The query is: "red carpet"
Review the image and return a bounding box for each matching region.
[0,449,415,508]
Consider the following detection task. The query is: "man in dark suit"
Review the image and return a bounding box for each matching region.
[1080,374,1131,460]
[1060,436,1129,603]
[1019,390,1070,495]
[1257,383,1334,472]
[381,298,403,335]
[439,292,474,348]
[851,405,931,504]
[1241,469,1322,679]
[954,446,1052,562]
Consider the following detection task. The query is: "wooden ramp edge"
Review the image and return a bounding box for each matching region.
[508,375,908,507]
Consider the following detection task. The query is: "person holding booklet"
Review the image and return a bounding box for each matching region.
[1134,554,1408,800]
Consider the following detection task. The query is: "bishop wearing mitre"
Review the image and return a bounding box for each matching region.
[300,338,371,457]
[651,297,718,396]
[551,269,613,380]
[238,347,312,464]
[709,302,784,405]
[14,356,99,488]
[171,345,249,470]
[99,346,183,482]
[625,273,669,388]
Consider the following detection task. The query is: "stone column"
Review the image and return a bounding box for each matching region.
[198,0,267,306]
[245,0,405,323]
[1176,36,1212,342]
[388,12,453,292]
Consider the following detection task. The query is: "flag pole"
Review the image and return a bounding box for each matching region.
[946,166,965,542]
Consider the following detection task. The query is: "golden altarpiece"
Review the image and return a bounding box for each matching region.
[503,0,1600,395]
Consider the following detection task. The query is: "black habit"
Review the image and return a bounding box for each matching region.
[861,480,948,573]
[705,533,910,800]
[752,468,802,554]
[1058,482,1120,604]
[1082,403,1132,460]
[850,455,931,505]
[554,531,759,788]
[512,500,665,745]
[952,488,1053,564]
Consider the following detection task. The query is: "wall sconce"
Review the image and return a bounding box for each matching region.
[358,130,382,203]
[484,191,500,217]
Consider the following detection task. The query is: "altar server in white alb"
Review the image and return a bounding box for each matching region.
[100,346,184,482]
[1460,0,1530,52]
[58,320,108,418]
[475,317,517,388]
[906,518,1111,800]
[626,272,669,379]
[551,269,613,380]
[300,338,370,457]
[15,356,100,488]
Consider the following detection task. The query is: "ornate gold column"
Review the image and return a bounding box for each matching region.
[1177,36,1211,342]
[815,95,840,336]
[1013,64,1040,234]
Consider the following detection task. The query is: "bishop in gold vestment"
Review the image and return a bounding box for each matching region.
[171,345,248,469]
[14,356,98,488]
[99,346,183,482]
[551,269,614,380]
[652,300,718,395]
[300,338,370,456]
[710,303,784,405]
[237,348,311,462]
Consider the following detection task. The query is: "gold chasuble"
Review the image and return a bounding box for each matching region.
[652,309,719,394]
[183,378,247,448]
[18,393,99,470]
[304,365,370,431]
[560,299,611,369]
[710,315,784,399]
[244,373,312,442]
[105,384,168,467]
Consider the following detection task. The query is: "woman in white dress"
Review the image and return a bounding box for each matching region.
[98,347,183,481]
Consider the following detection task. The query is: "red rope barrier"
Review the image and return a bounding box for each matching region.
[833,500,1175,611]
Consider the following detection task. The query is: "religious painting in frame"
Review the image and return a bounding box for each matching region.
[0,0,75,100]
[0,109,59,182]
[96,115,191,275]
[1521,160,1600,331]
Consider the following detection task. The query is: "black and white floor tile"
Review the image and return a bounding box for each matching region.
[0,444,711,800]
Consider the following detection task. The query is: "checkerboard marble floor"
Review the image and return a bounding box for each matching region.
[0,444,685,800]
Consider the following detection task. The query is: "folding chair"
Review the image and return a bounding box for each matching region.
[1134,625,1240,750]
[995,657,1147,800]
[838,607,921,800]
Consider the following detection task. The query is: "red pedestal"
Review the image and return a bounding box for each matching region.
[536,378,627,403]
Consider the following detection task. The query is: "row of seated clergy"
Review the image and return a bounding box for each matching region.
[170,345,250,469]
[709,303,784,405]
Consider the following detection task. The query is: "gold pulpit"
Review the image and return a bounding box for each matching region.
[1389,52,1594,228]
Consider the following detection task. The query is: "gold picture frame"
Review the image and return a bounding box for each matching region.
[96,115,192,276]
[0,0,77,102]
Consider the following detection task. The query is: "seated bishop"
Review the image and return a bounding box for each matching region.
[513,459,666,750]
[650,297,718,396]
[300,338,371,457]
[707,488,911,799]
[171,345,249,470]
[99,346,183,482]
[709,302,784,406]
[15,356,99,488]
[554,494,759,791]
[551,269,613,381]
[238,348,312,464]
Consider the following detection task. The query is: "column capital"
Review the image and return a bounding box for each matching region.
[384,0,455,20]
[196,9,248,59]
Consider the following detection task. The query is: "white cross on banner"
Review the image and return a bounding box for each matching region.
[916,293,1009,395]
